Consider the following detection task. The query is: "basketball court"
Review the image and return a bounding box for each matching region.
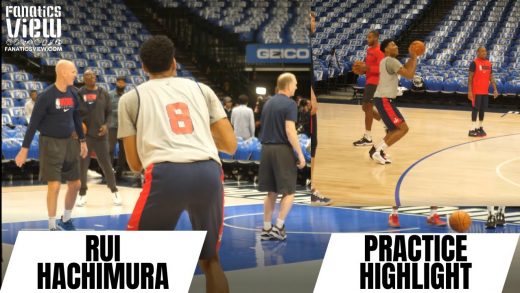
[3,180,520,292]
[313,103,520,206]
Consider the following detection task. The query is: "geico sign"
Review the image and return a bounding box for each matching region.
[257,48,309,60]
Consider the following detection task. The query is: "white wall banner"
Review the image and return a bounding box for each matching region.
[1,231,206,292]
[314,233,519,293]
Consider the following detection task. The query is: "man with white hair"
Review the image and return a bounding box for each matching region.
[259,72,306,241]
[15,59,88,231]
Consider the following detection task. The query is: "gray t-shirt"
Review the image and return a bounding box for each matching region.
[373,56,403,99]
[118,77,227,168]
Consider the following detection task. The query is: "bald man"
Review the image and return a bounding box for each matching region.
[76,69,120,207]
[15,59,88,231]
[259,73,306,241]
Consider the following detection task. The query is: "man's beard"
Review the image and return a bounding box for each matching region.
[116,86,125,94]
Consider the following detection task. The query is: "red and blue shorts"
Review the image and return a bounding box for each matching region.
[374,97,405,131]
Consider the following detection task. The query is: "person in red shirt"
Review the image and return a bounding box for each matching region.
[353,30,385,146]
[468,47,498,137]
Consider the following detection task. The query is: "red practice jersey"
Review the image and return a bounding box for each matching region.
[365,45,385,85]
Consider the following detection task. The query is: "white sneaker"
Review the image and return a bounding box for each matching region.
[112,192,122,206]
[76,195,87,207]
[372,151,388,165]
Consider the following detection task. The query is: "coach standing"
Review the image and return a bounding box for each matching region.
[15,59,88,231]
[76,69,121,207]
[259,73,306,241]
[108,76,128,177]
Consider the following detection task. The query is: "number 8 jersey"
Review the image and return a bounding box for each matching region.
[117,77,227,169]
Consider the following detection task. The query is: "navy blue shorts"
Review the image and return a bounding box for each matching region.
[374,98,405,131]
[127,160,224,260]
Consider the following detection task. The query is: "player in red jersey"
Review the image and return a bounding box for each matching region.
[468,47,498,137]
[353,30,385,147]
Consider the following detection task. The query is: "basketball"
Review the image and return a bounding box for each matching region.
[410,40,426,56]
[352,60,365,75]
[82,123,87,134]
[449,211,472,233]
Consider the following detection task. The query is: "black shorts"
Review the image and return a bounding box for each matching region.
[310,114,317,158]
[127,160,224,260]
[39,135,80,182]
[363,84,378,104]
[373,98,405,131]
[258,144,297,195]
[472,94,489,109]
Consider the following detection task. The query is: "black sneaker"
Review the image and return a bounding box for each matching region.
[496,212,505,226]
[311,192,332,206]
[353,136,372,146]
[478,127,487,137]
[468,129,479,137]
[269,225,287,241]
[486,214,496,229]
[260,227,273,241]
[369,146,376,159]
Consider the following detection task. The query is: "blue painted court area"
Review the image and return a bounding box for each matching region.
[3,204,520,272]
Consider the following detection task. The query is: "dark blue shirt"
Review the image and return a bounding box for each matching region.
[259,94,298,145]
[22,84,84,148]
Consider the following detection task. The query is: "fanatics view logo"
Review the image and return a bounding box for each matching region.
[4,5,62,52]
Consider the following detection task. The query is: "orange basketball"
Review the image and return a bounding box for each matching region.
[82,123,87,134]
[449,211,472,233]
[352,60,365,75]
[410,40,426,56]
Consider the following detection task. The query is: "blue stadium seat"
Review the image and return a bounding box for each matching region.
[5,90,29,100]
[108,53,126,62]
[101,40,119,47]
[96,60,114,69]
[83,52,104,61]
[92,46,112,54]
[11,116,28,126]
[118,61,137,69]
[100,75,118,84]
[2,98,15,108]
[2,139,21,160]
[3,72,31,82]
[129,76,146,85]
[20,81,46,91]
[2,80,15,90]
[234,140,252,161]
[41,58,61,66]
[111,68,132,77]
[73,59,89,68]
[2,64,18,73]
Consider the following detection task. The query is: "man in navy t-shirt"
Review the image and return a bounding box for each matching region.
[15,59,88,231]
[258,73,306,241]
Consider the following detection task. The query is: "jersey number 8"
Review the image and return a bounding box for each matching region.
[166,102,194,134]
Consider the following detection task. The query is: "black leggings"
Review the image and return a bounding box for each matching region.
[472,95,489,121]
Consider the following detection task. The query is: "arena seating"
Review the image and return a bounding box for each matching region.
[417,0,520,94]
[1,0,195,165]
[312,0,520,95]
[312,0,431,81]
[218,134,311,163]
[154,0,310,44]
